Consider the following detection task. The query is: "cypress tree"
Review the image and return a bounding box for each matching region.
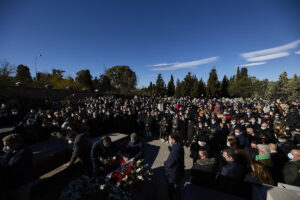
[155,73,166,96]
[220,75,229,97]
[167,74,175,97]
[207,68,220,97]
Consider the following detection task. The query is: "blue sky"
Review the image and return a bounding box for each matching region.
[0,0,300,88]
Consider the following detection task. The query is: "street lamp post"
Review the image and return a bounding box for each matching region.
[35,54,42,87]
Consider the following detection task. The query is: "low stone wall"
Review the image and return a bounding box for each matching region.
[0,87,99,100]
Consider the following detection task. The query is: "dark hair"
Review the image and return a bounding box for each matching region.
[2,134,24,150]
[223,148,236,160]
[66,131,77,139]
[102,136,112,143]
[250,138,259,144]
[199,149,209,158]
[235,126,243,132]
[170,131,181,142]
[228,138,238,149]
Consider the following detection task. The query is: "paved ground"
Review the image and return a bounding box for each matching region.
[138,139,245,200]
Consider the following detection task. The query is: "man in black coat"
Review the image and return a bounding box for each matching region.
[64,132,93,176]
[144,112,153,137]
[282,149,300,185]
[260,122,276,143]
[234,126,249,148]
[187,120,196,145]
[286,108,300,127]
[124,133,143,161]
[179,115,187,145]
[219,148,245,194]
[164,132,184,200]
[2,133,33,200]
[91,136,117,175]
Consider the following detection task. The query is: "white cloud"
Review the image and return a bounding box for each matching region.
[295,50,300,55]
[151,57,219,71]
[149,62,179,67]
[246,52,290,62]
[238,62,267,67]
[241,39,300,59]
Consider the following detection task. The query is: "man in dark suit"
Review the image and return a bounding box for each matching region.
[64,132,93,176]
[164,132,184,200]
[91,136,117,176]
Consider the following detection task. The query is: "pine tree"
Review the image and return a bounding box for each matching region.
[183,72,194,96]
[148,81,154,96]
[265,81,279,99]
[237,66,241,80]
[167,75,175,97]
[15,64,32,84]
[155,73,166,96]
[191,76,200,98]
[207,68,220,97]
[175,79,184,98]
[220,75,229,97]
[228,67,252,97]
[252,78,269,98]
[287,74,300,101]
[198,78,207,97]
[277,71,289,100]
[238,67,252,97]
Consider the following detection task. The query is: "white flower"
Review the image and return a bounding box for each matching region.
[113,156,117,160]
[138,175,144,180]
[136,168,142,173]
[100,184,105,190]
[122,175,128,181]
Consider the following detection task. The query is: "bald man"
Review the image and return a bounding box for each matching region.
[282,149,300,185]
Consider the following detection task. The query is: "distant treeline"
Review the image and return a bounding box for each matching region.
[0,59,299,101]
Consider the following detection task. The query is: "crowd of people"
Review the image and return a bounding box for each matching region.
[0,96,300,199]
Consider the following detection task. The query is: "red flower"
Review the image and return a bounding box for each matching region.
[111,172,125,183]
[119,158,126,165]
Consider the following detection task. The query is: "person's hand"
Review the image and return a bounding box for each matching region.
[123,157,129,162]
[63,163,70,167]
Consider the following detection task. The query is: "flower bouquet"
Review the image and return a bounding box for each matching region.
[98,159,153,199]
[59,159,153,200]
[98,156,120,176]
